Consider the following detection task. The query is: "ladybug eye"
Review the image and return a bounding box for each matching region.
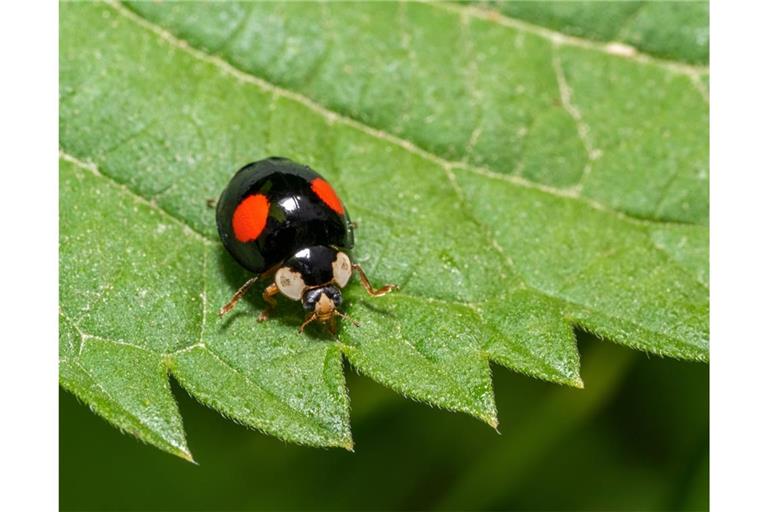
[332,252,352,288]
[275,267,307,300]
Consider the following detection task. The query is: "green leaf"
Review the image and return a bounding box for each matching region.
[126,0,709,225]
[60,1,708,458]
[479,1,709,66]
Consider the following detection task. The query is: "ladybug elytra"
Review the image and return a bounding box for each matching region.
[216,157,397,333]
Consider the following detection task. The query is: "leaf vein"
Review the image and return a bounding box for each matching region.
[60,150,214,244]
[551,46,602,193]
[84,335,158,355]
[440,169,706,354]
[181,345,342,438]
[431,1,708,76]
[111,0,701,229]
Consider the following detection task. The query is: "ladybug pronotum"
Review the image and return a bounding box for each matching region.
[216,157,397,333]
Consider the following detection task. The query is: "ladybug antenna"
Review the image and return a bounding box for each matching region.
[334,309,359,327]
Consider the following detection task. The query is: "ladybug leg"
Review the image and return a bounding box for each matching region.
[257,283,280,322]
[218,276,260,317]
[352,263,398,297]
[299,312,318,333]
[206,198,217,209]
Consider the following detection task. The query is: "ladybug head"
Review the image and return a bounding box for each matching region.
[273,247,355,333]
[302,285,343,321]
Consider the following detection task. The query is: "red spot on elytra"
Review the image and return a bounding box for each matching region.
[311,178,344,215]
[232,194,269,242]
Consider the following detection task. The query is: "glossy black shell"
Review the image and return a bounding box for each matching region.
[283,245,339,287]
[216,157,354,274]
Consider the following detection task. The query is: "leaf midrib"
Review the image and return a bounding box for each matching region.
[61,137,706,360]
[111,0,708,298]
[431,1,709,75]
[113,0,703,231]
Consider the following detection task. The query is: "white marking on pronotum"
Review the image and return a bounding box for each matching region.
[275,267,307,300]
[332,252,352,288]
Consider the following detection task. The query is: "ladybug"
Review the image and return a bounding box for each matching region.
[216,157,397,333]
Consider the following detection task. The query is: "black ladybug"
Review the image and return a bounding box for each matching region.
[216,157,397,333]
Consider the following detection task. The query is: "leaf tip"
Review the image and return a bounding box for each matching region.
[341,439,355,452]
[483,413,500,431]
[176,447,197,464]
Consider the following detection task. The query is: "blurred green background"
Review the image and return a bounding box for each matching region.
[60,333,707,511]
